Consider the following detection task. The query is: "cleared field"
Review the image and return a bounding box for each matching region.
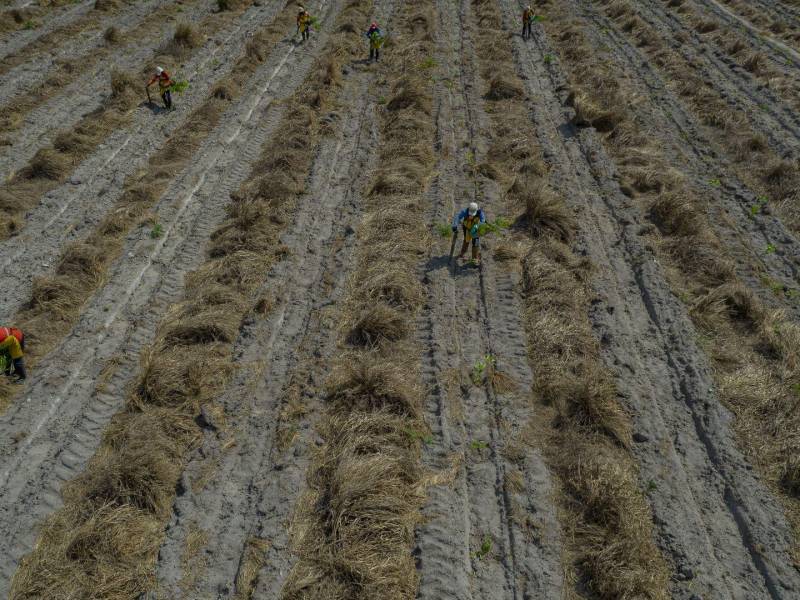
[1,0,800,598]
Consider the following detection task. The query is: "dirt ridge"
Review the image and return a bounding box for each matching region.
[0,10,331,594]
[514,0,800,596]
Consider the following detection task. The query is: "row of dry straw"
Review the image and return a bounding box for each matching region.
[281,2,438,599]
[472,0,671,597]
[9,1,366,597]
[581,0,800,550]
[0,4,265,414]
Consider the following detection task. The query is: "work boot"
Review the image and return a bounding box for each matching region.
[12,357,26,381]
[471,245,481,265]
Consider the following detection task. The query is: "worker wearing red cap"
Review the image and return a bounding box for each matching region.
[0,326,26,382]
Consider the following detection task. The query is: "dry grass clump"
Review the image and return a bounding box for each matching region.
[94,0,120,10]
[485,75,524,100]
[327,356,422,418]
[173,22,203,49]
[11,2,364,595]
[559,437,671,597]
[472,0,670,595]
[104,25,120,44]
[283,2,435,597]
[285,413,424,600]
[520,183,575,242]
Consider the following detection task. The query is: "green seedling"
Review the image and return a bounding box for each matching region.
[466,150,476,166]
[471,354,496,385]
[543,53,554,64]
[647,480,658,492]
[708,178,721,187]
[472,536,493,560]
[404,428,434,444]
[761,275,783,296]
[470,439,489,451]
[419,56,437,70]
[22,20,36,30]
[150,223,163,239]
[792,383,800,398]
[169,80,190,94]
[750,194,769,216]
[435,223,453,238]
[477,217,511,237]
[766,243,777,254]
[377,95,387,104]
[444,78,454,90]
[311,15,322,31]
[532,15,544,23]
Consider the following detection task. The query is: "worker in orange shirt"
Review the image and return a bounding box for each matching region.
[0,326,26,382]
[146,66,173,109]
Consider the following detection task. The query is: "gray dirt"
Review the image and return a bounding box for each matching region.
[500,0,800,596]
[0,4,328,592]
[148,2,398,596]
[413,0,563,598]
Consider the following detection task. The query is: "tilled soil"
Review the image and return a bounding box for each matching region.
[2,0,800,597]
[0,2,335,591]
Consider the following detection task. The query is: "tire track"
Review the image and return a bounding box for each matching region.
[0,13,331,592]
[503,0,800,596]
[0,0,272,319]
[0,0,185,122]
[0,0,93,63]
[149,12,393,592]
[0,0,214,179]
[413,1,563,598]
[570,2,800,314]
[627,0,800,157]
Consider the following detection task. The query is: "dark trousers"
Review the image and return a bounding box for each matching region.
[522,21,532,39]
[161,90,172,109]
[302,28,310,40]
[370,47,380,61]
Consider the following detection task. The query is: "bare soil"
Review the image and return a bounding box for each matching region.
[1,0,800,598]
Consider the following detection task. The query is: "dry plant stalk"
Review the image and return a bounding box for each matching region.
[281,2,437,598]
[9,2,364,597]
[472,0,670,596]
[549,0,800,575]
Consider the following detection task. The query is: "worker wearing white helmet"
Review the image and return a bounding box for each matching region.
[146,66,174,109]
[451,201,486,265]
[522,5,535,40]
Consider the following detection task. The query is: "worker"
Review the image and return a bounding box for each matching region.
[146,66,173,109]
[366,21,383,62]
[522,5,535,40]
[297,6,312,41]
[0,326,26,383]
[452,201,486,265]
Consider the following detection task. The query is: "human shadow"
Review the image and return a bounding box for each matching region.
[140,100,169,115]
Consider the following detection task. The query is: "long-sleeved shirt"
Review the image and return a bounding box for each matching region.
[452,207,486,230]
[147,71,173,91]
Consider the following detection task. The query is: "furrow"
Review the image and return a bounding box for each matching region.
[0,0,186,127]
[568,2,800,314]
[0,12,327,593]
[0,0,281,319]
[505,0,800,596]
[414,0,563,598]
[0,0,214,179]
[148,1,382,595]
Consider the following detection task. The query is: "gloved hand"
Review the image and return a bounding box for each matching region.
[470,224,479,237]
